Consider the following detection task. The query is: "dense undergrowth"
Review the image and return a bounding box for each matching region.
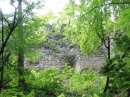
[1,63,106,97]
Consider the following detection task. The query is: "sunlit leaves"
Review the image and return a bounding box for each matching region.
[22,15,48,61]
[1,64,105,96]
[100,34,130,95]
[63,0,117,55]
[115,8,130,37]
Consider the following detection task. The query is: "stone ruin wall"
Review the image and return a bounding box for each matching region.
[24,44,107,72]
[24,23,107,72]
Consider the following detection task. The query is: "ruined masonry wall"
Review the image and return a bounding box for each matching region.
[24,24,106,72]
[25,44,106,72]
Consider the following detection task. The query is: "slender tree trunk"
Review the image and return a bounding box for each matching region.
[17,0,24,89]
[0,9,4,92]
[103,37,110,92]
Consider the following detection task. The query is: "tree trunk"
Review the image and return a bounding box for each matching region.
[103,37,110,92]
[0,9,4,92]
[17,0,24,90]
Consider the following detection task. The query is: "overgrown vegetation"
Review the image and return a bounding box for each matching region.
[1,0,130,97]
[1,64,105,97]
[100,35,130,97]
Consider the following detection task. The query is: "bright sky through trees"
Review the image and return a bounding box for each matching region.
[42,0,68,14]
[0,0,68,15]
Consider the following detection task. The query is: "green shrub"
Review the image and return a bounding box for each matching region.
[67,67,105,97]
[1,64,105,97]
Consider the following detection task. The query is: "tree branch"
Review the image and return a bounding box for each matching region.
[2,79,12,87]
[0,0,23,55]
[3,17,12,29]
[79,2,130,18]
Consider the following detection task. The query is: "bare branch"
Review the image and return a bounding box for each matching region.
[12,8,17,27]
[10,3,16,9]
[3,17,11,28]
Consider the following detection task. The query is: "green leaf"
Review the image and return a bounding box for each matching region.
[106,59,111,64]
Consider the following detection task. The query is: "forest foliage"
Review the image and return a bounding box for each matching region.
[1,63,105,97]
[1,0,130,97]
